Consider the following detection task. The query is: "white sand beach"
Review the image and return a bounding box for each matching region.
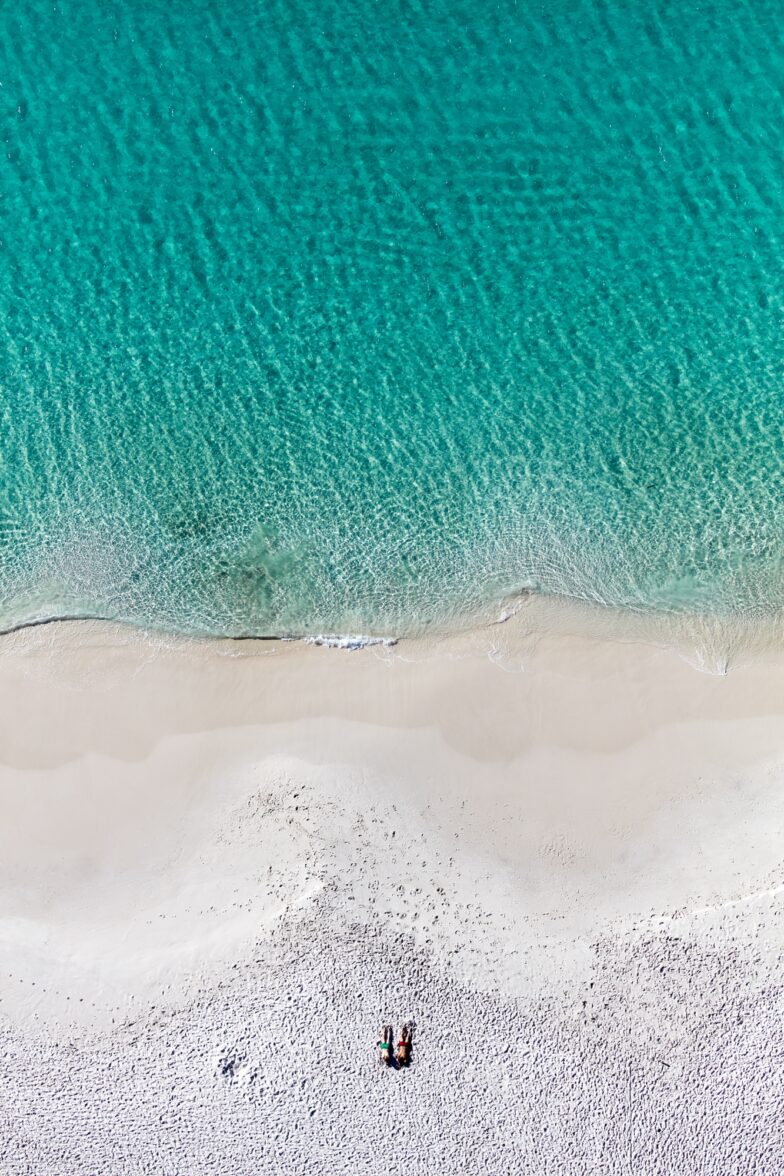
[1,613,783,1173]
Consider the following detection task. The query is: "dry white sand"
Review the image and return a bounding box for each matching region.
[0,613,783,1173]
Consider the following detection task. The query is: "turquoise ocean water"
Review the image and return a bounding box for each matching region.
[2,0,784,637]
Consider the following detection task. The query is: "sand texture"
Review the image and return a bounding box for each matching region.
[0,618,783,1173]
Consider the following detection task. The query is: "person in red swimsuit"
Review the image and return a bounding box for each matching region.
[395,1023,412,1067]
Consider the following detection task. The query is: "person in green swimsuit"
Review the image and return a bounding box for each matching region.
[378,1024,393,1065]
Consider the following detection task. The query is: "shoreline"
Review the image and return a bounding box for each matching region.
[1,614,783,1169]
[4,584,784,683]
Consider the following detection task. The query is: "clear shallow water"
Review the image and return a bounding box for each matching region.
[2,0,784,637]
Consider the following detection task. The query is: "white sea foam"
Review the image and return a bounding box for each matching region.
[303,634,398,650]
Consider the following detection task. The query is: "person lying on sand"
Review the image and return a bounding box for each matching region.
[378,1024,394,1066]
[395,1023,412,1067]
